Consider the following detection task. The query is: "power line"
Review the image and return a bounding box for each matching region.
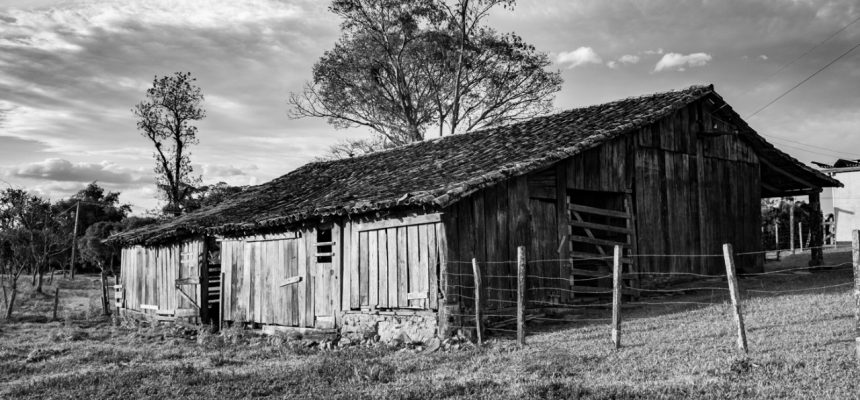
[765,14,860,81]
[747,42,860,118]
[762,134,860,159]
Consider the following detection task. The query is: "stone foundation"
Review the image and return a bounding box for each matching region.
[340,310,437,343]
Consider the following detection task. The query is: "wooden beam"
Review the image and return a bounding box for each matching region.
[570,235,631,248]
[570,220,633,235]
[759,156,816,191]
[568,204,630,219]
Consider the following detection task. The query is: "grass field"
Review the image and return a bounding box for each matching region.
[1,251,857,399]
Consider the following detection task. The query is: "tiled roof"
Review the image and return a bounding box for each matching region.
[110,84,838,245]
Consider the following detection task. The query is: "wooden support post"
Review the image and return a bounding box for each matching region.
[789,200,795,254]
[100,271,109,316]
[517,246,526,348]
[852,231,860,361]
[774,221,779,249]
[220,272,226,331]
[798,223,804,252]
[723,243,748,353]
[472,258,482,346]
[611,245,622,349]
[809,191,823,266]
[52,287,59,321]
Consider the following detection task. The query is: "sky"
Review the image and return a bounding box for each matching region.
[0,0,858,214]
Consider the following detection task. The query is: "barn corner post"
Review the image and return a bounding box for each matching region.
[852,230,860,362]
[808,190,824,267]
[722,243,748,353]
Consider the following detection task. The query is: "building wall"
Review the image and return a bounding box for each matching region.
[120,239,205,315]
[441,98,766,314]
[828,170,860,242]
[633,99,763,274]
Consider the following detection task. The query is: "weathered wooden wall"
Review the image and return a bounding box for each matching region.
[219,230,332,328]
[342,214,442,312]
[441,96,765,312]
[120,239,204,315]
[633,99,762,274]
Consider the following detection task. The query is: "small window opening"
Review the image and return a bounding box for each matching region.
[316,228,333,263]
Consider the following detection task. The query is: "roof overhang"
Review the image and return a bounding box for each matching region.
[703,92,842,198]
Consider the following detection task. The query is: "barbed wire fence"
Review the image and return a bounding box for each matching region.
[442,239,860,358]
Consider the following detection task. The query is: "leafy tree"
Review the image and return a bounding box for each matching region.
[0,189,66,318]
[290,0,561,155]
[54,182,131,276]
[78,222,121,275]
[132,72,206,216]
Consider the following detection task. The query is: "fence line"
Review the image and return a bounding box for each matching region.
[447,239,857,360]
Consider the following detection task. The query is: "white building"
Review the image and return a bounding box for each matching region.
[814,159,860,243]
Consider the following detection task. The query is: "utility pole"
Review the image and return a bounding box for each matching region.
[69,201,80,280]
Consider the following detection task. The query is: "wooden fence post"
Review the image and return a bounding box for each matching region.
[723,243,748,353]
[100,271,109,316]
[852,230,860,361]
[472,258,482,346]
[612,245,622,349]
[52,287,59,321]
[517,246,526,348]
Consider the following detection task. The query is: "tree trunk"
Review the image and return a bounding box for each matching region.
[31,266,37,287]
[5,283,17,320]
[36,268,44,294]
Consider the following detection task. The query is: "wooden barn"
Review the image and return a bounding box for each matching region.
[109,84,840,340]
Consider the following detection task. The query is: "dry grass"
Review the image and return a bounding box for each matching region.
[0,252,857,399]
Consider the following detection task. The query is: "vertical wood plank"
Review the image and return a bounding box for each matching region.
[305,229,315,327]
[342,222,352,311]
[368,230,378,307]
[297,233,307,327]
[378,229,388,308]
[386,228,398,307]
[407,225,421,307]
[418,224,430,309]
[428,223,439,310]
[436,222,450,338]
[397,227,409,307]
[359,231,370,307]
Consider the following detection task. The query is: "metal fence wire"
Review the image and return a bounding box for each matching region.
[442,241,858,356]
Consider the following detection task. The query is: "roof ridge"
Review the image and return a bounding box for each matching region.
[301,83,715,167]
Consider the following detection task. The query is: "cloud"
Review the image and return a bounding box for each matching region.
[556,47,603,68]
[643,48,665,55]
[654,52,712,72]
[200,163,258,178]
[619,54,640,64]
[759,54,768,60]
[6,158,151,184]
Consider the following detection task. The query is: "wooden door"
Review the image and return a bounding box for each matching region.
[313,226,337,329]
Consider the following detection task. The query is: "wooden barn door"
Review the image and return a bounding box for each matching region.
[567,191,638,291]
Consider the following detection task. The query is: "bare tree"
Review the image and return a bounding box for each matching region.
[132,72,205,216]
